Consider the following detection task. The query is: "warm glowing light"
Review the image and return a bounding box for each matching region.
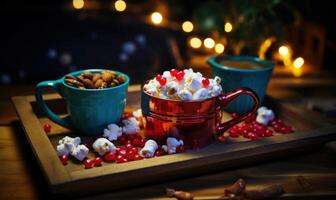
[182,21,194,33]
[114,0,126,12]
[151,12,163,25]
[258,38,274,59]
[215,43,225,54]
[278,46,289,57]
[203,38,215,49]
[189,37,202,49]
[293,57,304,69]
[73,0,84,9]
[224,22,233,32]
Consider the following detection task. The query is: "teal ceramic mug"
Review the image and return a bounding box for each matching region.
[207,55,274,114]
[35,69,129,135]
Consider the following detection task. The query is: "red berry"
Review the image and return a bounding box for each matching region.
[43,123,51,133]
[117,148,127,156]
[155,74,162,81]
[93,157,103,167]
[103,152,116,162]
[59,155,68,166]
[83,159,94,169]
[133,154,144,160]
[116,155,128,163]
[218,135,225,142]
[175,71,185,81]
[249,132,259,140]
[264,129,273,137]
[202,78,210,88]
[155,74,167,86]
[176,145,185,153]
[170,69,178,77]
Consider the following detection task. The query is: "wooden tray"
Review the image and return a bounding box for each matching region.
[12,87,336,196]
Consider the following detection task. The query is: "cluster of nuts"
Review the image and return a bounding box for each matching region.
[64,70,126,89]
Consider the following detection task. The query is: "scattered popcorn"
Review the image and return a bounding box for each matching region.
[139,139,158,158]
[71,144,89,161]
[256,106,275,125]
[162,137,184,154]
[132,109,143,120]
[143,68,222,101]
[57,136,81,156]
[103,123,122,141]
[122,117,140,135]
[92,138,117,156]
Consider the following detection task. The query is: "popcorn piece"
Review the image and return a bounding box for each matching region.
[103,123,122,141]
[177,89,193,101]
[209,84,222,97]
[58,136,81,154]
[122,117,140,134]
[162,137,184,154]
[165,81,180,98]
[56,143,70,156]
[71,144,89,161]
[192,88,208,100]
[132,109,142,120]
[256,106,275,125]
[214,76,221,84]
[139,140,158,158]
[143,80,160,96]
[92,138,116,156]
[185,76,203,93]
[162,71,173,82]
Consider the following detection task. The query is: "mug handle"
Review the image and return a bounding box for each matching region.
[216,87,260,135]
[35,80,72,129]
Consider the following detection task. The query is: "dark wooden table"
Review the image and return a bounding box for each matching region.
[1,76,336,200]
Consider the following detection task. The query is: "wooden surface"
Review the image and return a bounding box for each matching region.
[1,79,336,199]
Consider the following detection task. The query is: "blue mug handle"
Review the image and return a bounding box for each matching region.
[35,79,72,129]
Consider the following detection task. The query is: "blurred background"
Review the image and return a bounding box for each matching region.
[1,0,336,85]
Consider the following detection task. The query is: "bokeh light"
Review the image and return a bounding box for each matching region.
[203,38,215,49]
[73,0,84,9]
[278,45,289,57]
[114,0,126,12]
[215,43,225,54]
[189,37,202,48]
[224,22,233,32]
[182,21,194,33]
[151,12,163,25]
[293,57,304,69]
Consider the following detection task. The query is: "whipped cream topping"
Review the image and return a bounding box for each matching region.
[144,68,222,100]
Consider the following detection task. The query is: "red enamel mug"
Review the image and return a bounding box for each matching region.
[141,87,260,149]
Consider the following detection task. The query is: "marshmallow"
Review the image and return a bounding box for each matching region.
[139,140,158,158]
[71,144,89,161]
[185,76,202,93]
[58,136,81,153]
[122,117,140,134]
[132,109,142,120]
[209,84,222,97]
[143,80,160,96]
[177,89,193,101]
[103,123,122,141]
[162,137,184,154]
[256,106,275,125]
[92,138,116,156]
[192,88,208,100]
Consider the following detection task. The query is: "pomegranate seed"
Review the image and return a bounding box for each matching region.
[125,143,133,149]
[175,71,185,81]
[154,149,162,157]
[132,138,145,147]
[117,149,127,157]
[202,78,210,88]
[93,157,103,167]
[218,135,225,142]
[43,123,51,133]
[103,152,116,162]
[126,149,137,160]
[59,155,68,166]
[133,154,144,160]
[83,159,94,169]
[116,155,128,163]
[241,129,249,136]
[287,126,295,133]
[264,129,273,137]
[176,145,185,153]
[249,132,259,140]
[84,143,92,149]
[231,113,239,118]
[170,69,178,77]
[117,135,127,145]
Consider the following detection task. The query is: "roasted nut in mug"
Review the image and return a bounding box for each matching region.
[82,78,95,89]
[92,73,101,83]
[102,71,113,83]
[83,71,93,79]
[117,75,125,83]
[94,79,103,88]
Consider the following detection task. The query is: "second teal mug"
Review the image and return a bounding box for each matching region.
[207,55,275,114]
[35,69,129,135]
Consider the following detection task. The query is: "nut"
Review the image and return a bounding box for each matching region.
[92,74,101,83]
[83,71,93,80]
[82,78,94,89]
[94,79,103,88]
[101,71,113,83]
[117,75,125,83]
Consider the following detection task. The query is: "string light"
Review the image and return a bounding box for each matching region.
[114,0,126,12]
[215,43,225,54]
[204,38,215,49]
[278,46,289,57]
[293,57,304,69]
[258,38,274,59]
[151,12,163,25]
[73,0,84,9]
[189,37,202,49]
[182,21,193,32]
[224,22,233,32]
